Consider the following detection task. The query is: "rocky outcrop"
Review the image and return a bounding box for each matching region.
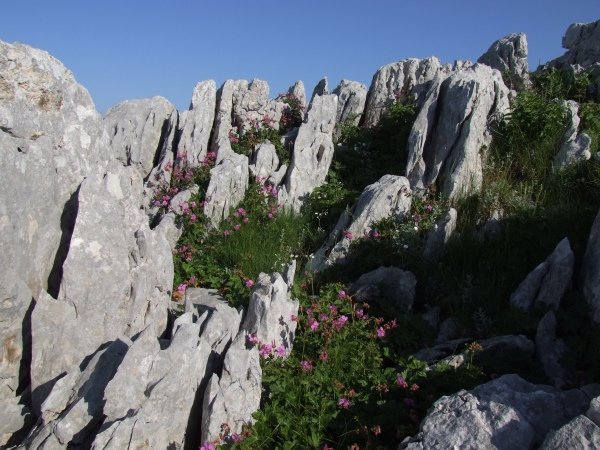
[536,311,570,388]
[423,208,457,259]
[204,151,249,226]
[402,374,594,449]
[544,19,600,71]
[30,164,174,410]
[308,175,411,270]
[332,79,367,138]
[478,33,530,90]
[363,57,446,127]
[288,80,306,108]
[509,237,574,311]
[211,79,236,159]
[249,140,279,180]
[279,93,337,211]
[581,208,600,323]
[554,100,592,168]
[103,96,178,179]
[0,40,110,407]
[177,80,217,167]
[406,64,510,199]
[309,77,329,105]
[233,78,284,135]
[539,414,600,449]
[240,272,299,355]
[347,266,416,311]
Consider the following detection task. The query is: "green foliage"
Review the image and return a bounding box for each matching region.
[227,284,485,449]
[530,67,595,103]
[230,116,293,166]
[277,91,306,130]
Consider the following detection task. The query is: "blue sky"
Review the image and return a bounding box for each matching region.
[1,1,599,114]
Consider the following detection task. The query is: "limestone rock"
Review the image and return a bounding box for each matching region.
[233,78,284,135]
[436,317,459,344]
[477,209,504,242]
[21,338,130,449]
[536,311,570,388]
[554,101,592,168]
[581,208,600,323]
[478,33,530,90]
[508,237,574,312]
[0,40,110,399]
[211,79,236,159]
[423,208,457,259]
[241,272,299,355]
[201,334,262,445]
[204,151,249,226]
[249,140,279,180]
[405,374,591,449]
[154,211,184,251]
[309,76,329,105]
[169,184,199,215]
[309,175,411,270]
[348,266,416,311]
[103,96,178,179]
[279,94,337,211]
[544,20,600,71]
[288,80,306,108]
[0,397,34,447]
[332,79,367,138]
[539,414,600,449]
[177,80,217,167]
[406,64,510,199]
[587,396,600,427]
[363,57,443,127]
[31,164,173,410]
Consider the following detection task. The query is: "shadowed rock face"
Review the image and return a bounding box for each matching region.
[478,32,530,90]
[406,63,510,199]
[332,79,367,138]
[0,40,111,403]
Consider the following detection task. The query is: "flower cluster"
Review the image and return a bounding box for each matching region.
[277,92,306,130]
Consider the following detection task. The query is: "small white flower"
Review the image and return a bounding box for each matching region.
[414,226,418,231]
[403,244,409,249]
[434,224,438,229]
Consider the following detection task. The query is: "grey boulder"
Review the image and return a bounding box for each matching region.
[279,94,337,211]
[0,40,110,399]
[581,208,600,322]
[309,175,411,270]
[204,151,249,226]
[509,237,574,311]
[249,140,279,181]
[177,79,217,167]
[544,19,600,71]
[363,57,444,127]
[423,208,457,259]
[536,311,570,388]
[406,64,510,199]
[477,33,530,90]
[332,79,367,138]
[554,100,592,168]
[31,164,173,410]
[538,414,600,449]
[240,271,299,355]
[348,266,416,311]
[404,374,592,449]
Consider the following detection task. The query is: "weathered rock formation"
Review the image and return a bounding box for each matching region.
[581,208,600,323]
[406,63,510,199]
[332,79,367,138]
[278,93,337,211]
[423,207,457,259]
[177,79,217,167]
[478,33,530,90]
[363,57,450,127]
[308,174,411,270]
[544,19,600,71]
[554,100,592,168]
[347,266,416,311]
[509,237,574,312]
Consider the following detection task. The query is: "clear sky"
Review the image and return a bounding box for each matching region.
[1,1,599,114]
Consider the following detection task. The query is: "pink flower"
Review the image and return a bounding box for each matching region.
[259,343,273,357]
[306,308,313,315]
[200,443,215,450]
[339,398,351,408]
[373,231,380,238]
[243,218,249,223]
[300,360,312,372]
[238,208,246,216]
[276,345,286,357]
[223,230,230,236]
[190,214,196,220]
[332,315,348,330]
[155,200,161,206]
[189,276,196,285]
[177,284,187,292]
[245,279,254,288]
[234,224,241,231]
[234,212,239,217]
[377,327,386,337]
[202,200,208,207]
[397,377,408,388]
[247,333,259,345]
[268,213,273,219]
[231,433,243,444]
[344,232,353,240]
[356,309,364,319]
[190,201,196,207]
[308,318,319,331]
[319,350,329,361]
[338,290,346,299]
[329,305,338,315]
[427,204,433,211]
[413,215,419,222]
[319,314,328,321]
